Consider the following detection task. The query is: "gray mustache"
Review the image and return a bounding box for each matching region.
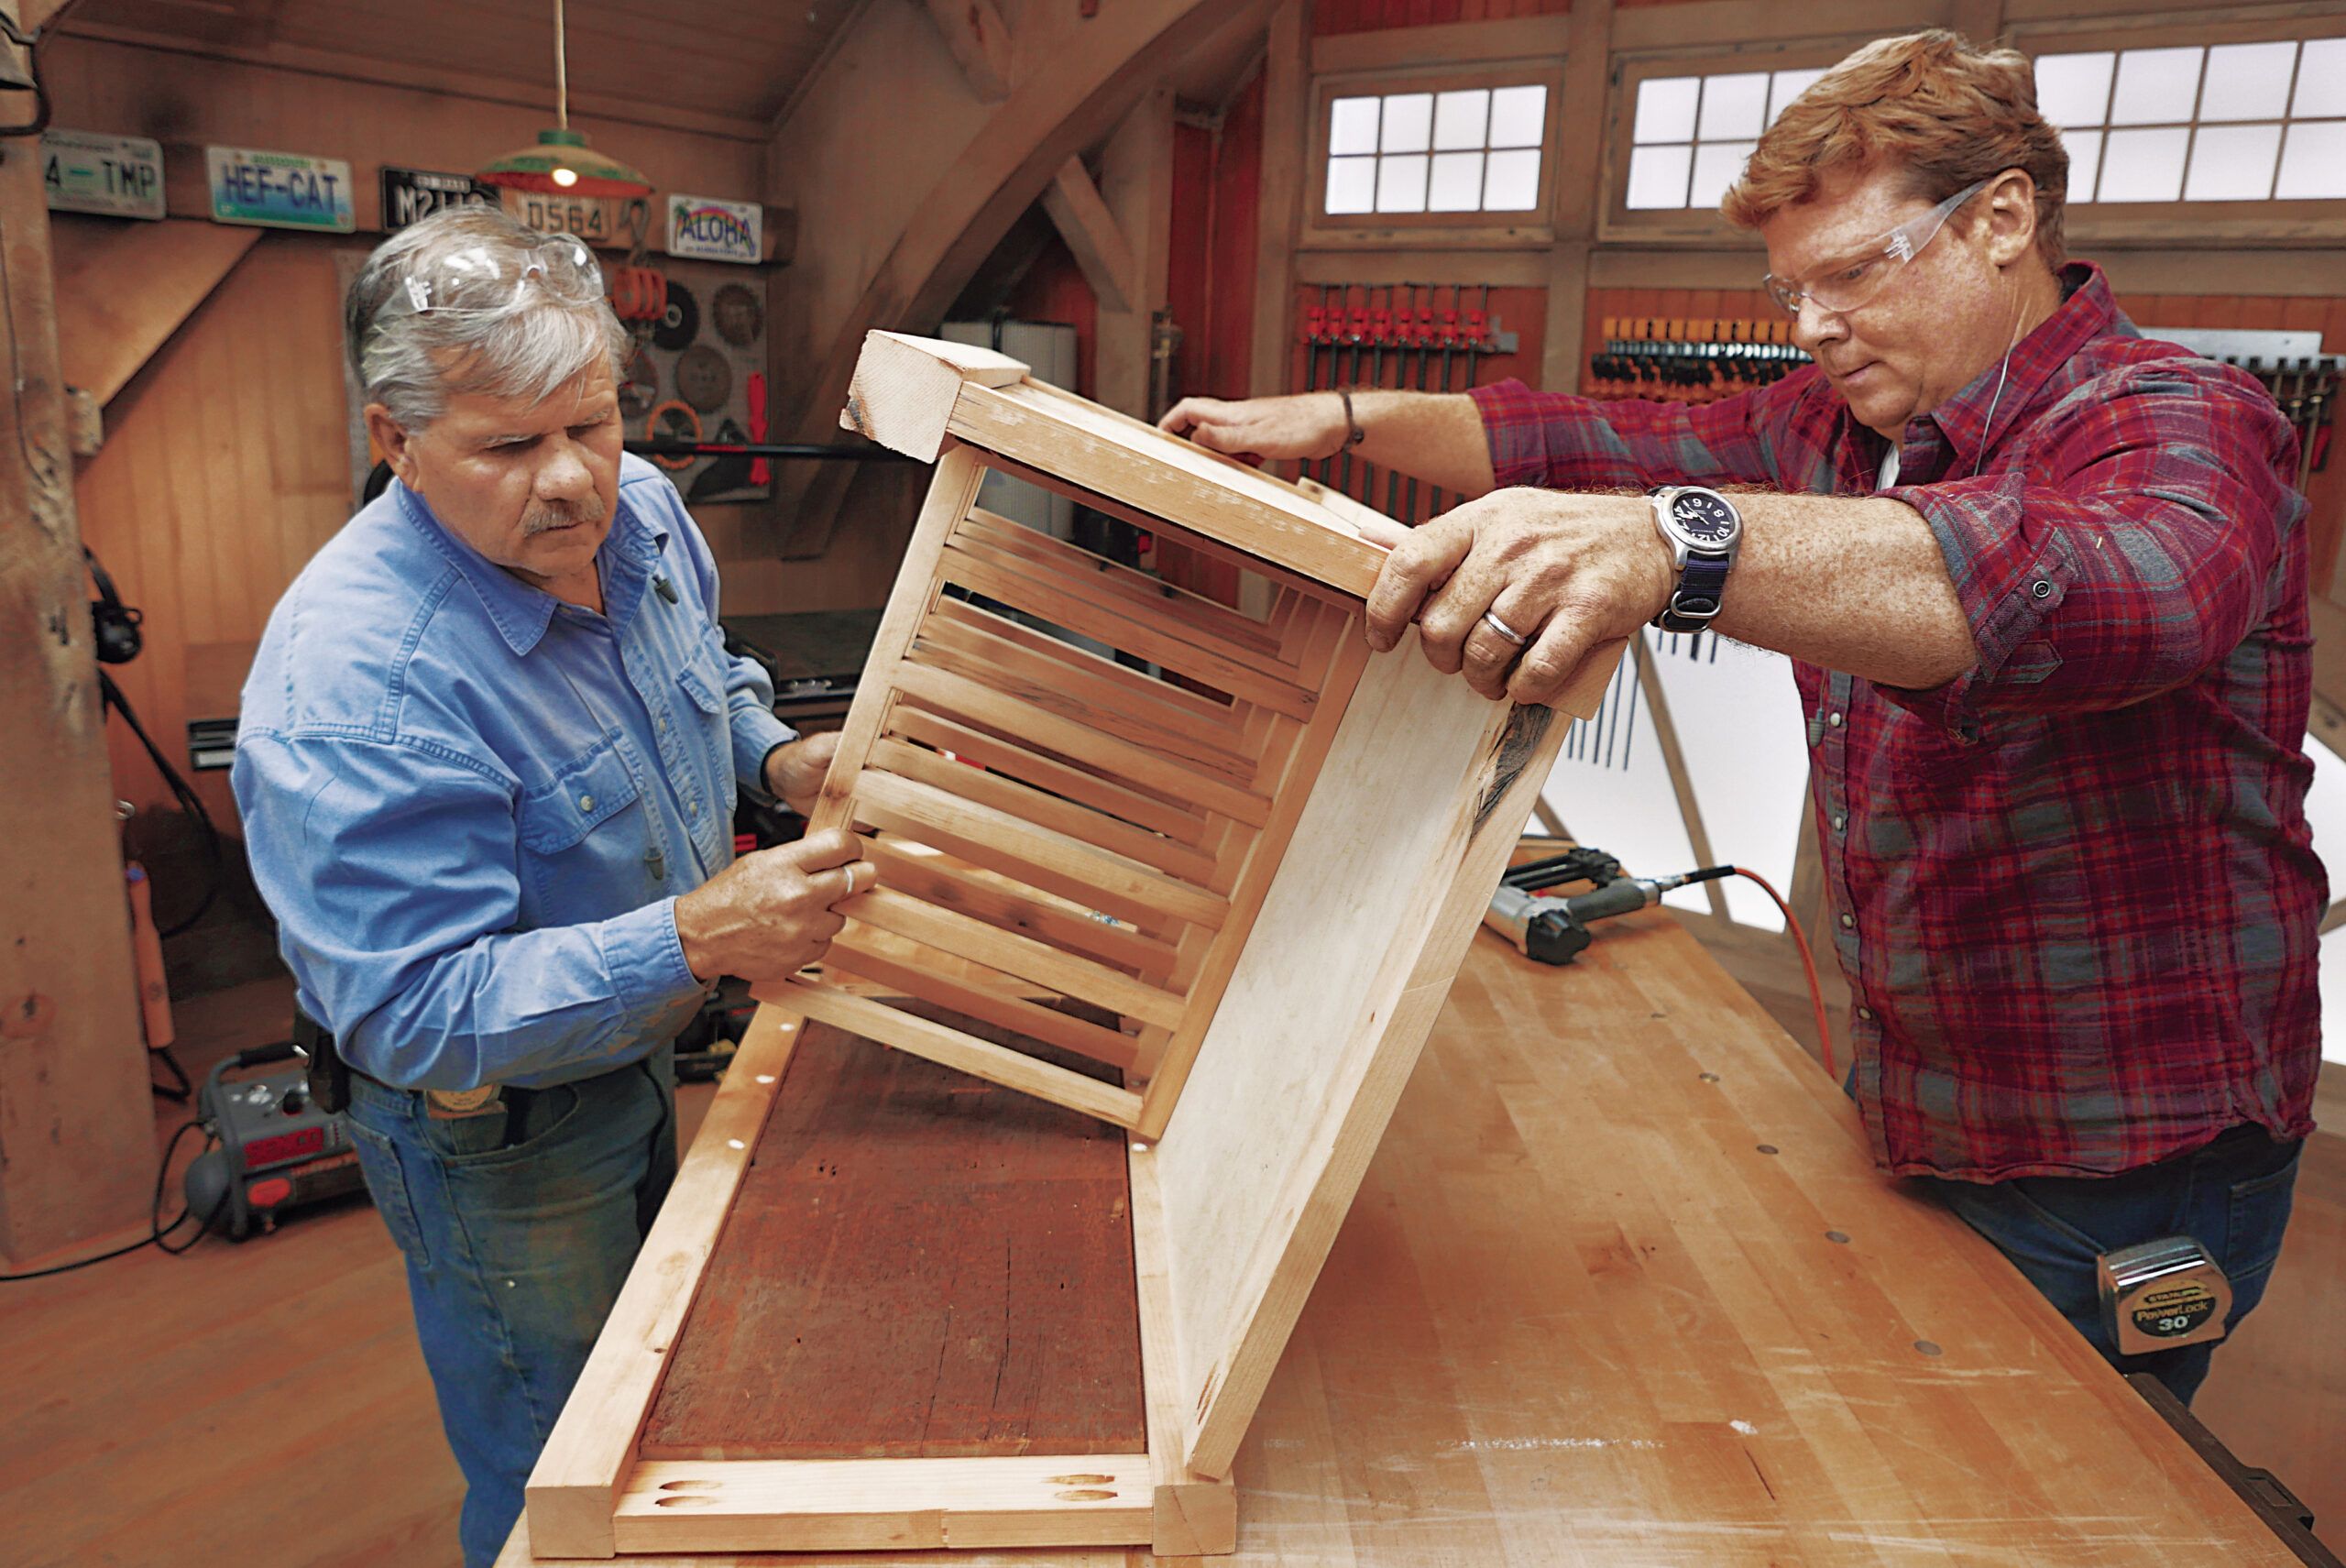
[521,499,608,535]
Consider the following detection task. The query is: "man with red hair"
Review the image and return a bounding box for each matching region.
[1161,29,2318,1402]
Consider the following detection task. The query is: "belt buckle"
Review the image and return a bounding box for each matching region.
[424,1084,504,1120]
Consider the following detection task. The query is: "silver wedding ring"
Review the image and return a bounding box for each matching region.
[843,861,872,897]
[1481,609,1530,647]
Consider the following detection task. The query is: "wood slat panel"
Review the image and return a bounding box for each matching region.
[958,508,1288,663]
[772,981,1145,1129]
[939,545,1319,720]
[819,940,1140,1071]
[919,600,1260,782]
[886,706,1215,849]
[871,736,1223,890]
[929,589,1245,739]
[859,837,1178,979]
[839,887,1188,1031]
[890,659,1275,828]
[851,769,1230,935]
[637,1015,1143,1464]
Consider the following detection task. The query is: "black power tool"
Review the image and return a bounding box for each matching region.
[1485,847,1733,965]
[181,1042,367,1239]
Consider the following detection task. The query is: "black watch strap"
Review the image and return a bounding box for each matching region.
[1654,553,1731,634]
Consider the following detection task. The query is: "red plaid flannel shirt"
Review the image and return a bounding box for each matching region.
[1471,264,2322,1180]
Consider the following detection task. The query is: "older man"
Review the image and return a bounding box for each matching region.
[1163,29,2319,1402]
[234,207,866,1565]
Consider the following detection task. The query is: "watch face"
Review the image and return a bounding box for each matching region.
[1669,489,1739,545]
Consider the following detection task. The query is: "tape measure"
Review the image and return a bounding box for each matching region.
[2099,1236,2231,1355]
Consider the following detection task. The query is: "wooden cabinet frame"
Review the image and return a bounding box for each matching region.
[523,333,1616,1558]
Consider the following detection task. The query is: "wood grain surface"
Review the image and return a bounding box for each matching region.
[509,908,2308,1566]
[638,1013,1146,1464]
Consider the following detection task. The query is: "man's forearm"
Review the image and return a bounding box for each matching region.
[1341,390,1497,500]
[1716,492,1978,690]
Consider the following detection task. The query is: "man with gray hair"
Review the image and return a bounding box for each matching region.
[234,206,868,1565]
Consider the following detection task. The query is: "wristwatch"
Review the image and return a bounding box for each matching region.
[1648,485,1743,633]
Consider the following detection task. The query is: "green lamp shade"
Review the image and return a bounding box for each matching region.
[477,128,654,198]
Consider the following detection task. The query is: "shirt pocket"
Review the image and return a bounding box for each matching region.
[674,651,738,853]
[517,739,655,921]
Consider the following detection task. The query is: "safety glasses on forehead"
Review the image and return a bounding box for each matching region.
[373,235,605,327]
[1761,175,1992,320]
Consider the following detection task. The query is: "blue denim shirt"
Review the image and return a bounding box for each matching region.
[233,455,795,1091]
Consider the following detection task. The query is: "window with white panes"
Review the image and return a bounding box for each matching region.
[2034,37,2346,203]
[1322,83,1550,217]
[1625,68,1826,210]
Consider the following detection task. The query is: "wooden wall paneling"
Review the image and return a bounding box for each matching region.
[0,93,159,1264]
[47,218,259,407]
[39,34,766,232]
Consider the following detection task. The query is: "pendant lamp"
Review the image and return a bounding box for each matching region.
[476,0,654,198]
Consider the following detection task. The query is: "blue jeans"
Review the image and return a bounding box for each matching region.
[344,1051,678,1568]
[1913,1123,2302,1405]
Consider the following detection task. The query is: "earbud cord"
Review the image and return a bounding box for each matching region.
[1972,277,2025,482]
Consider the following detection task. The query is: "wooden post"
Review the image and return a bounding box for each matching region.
[0,27,165,1266]
[1540,0,1614,393]
[1093,88,1175,418]
[1246,0,1307,399]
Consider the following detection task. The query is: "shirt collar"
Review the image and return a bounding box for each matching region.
[395,480,670,656]
[1911,260,2112,472]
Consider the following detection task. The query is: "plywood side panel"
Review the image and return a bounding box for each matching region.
[1154,632,1554,1473]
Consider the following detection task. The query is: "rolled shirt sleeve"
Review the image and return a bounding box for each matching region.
[1877,365,2303,740]
[1469,373,1821,493]
[234,730,705,1090]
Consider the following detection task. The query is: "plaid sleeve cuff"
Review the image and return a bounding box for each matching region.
[1872,477,2077,743]
[1468,378,1556,489]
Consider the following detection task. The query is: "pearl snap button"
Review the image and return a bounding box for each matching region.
[578,795,595,811]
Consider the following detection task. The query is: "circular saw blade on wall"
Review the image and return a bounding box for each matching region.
[632,260,770,505]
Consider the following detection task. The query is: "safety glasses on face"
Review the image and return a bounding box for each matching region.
[1761,175,1992,320]
[372,235,605,329]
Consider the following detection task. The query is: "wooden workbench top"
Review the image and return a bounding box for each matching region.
[503,910,2299,1567]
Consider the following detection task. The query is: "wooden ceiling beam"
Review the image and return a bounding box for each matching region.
[921,0,1014,103]
[1039,157,1140,316]
[54,19,772,142]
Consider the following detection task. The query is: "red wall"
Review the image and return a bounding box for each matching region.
[1312,0,1569,35]
[1002,231,1099,400]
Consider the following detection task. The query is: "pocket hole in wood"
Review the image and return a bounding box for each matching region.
[1049,1474,1113,1485]
[659,1479,723,1492]
[652,1496,718,1508]
[1055,1488,1117,1502]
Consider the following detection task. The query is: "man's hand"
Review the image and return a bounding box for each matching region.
[762,731,841,817]
[1366,488,1675,707]
[673,827,868,983]
[1159,392,1349,461]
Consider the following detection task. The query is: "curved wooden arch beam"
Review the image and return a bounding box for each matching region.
[764,0,1275,559]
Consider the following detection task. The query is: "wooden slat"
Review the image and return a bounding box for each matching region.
[860,836,1178,978]
[852,769,1228,936]
[819,942,1140,1071]
[886,706,1214,849]
[613,1454,1155,1552]
[941,543,1318,720]
[840,886,1188,1031]
[959,507,1288,662]
[929,585,1246,739]
[890,659,1274,828]
[806,447,983,837]
[774,981,1144,1129]
[948,378,1385,598]
[523,1005,806,1558]
[920,599,1260,782]
[871,736,1222,888]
